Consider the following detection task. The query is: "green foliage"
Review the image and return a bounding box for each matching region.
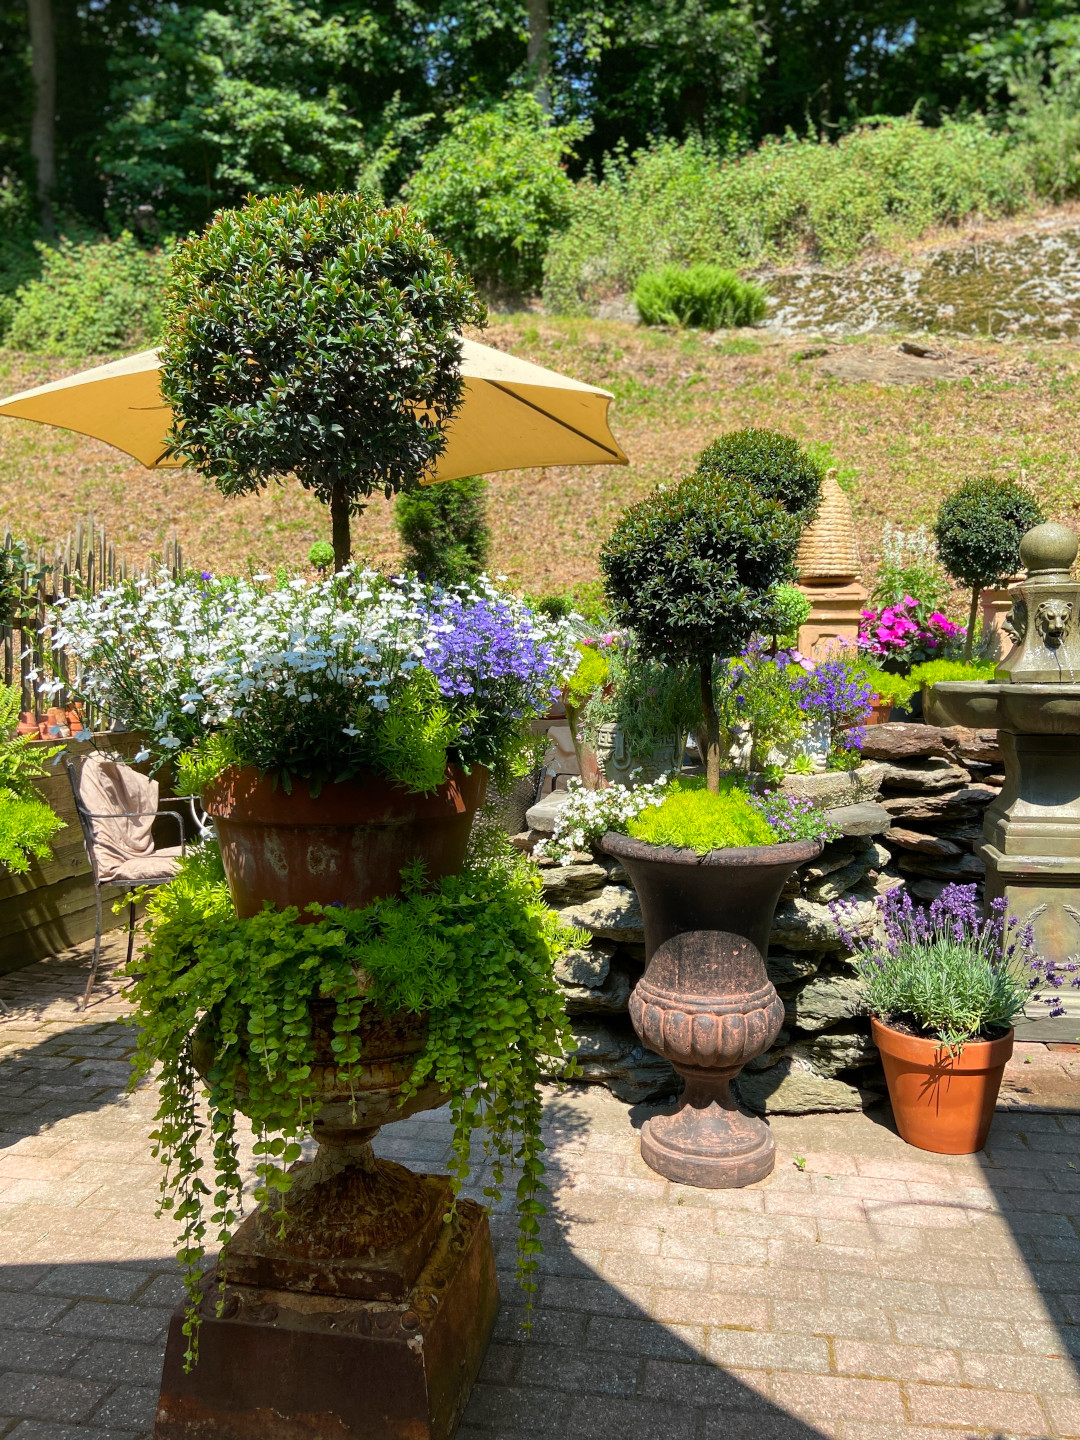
[160,190,485,522]
[528,581,610,626]
[0,685,63,874]
[403,96,586,294]
[693,429,824,525]
[851,664,918,708]
[365,669,458,794]
[871,522,951,612]
[564,642,613,709]
[395,477,491,586]
[0,540,37,628]
[771,584,812,645]
[5,234,169,357]
[579,643,701,761]
[632,263,768,329]
[933,476,1044,591]
[542,119,1033,314]
[306,542,335,572]
[628,776,776,852]
[601,472,802,671]
[909,658,998,688]
[129,844,577,1362]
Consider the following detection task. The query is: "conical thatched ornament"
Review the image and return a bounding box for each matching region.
[797,473,860,583]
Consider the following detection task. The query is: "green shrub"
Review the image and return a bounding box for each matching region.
[852,664,917,708]
[403,96,586,294]
[395,476,490,586]
[908,658,997,688]
[600,470,802,789]
[628,777,775,853]
[161,189,484,569]
[694,429,824,525]
[0,684,63,874]
[6,233,169,357]
[543,118,1032,315]
[306,541,335,572]
[772,584,812,646]
[933,477,1044,662]
[632,263,767,329]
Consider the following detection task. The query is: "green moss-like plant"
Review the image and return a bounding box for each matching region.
[692,429,824,525]
[129,845,577,1366]
[633,264,768,330]
[628,778,776,853]
[0,685,63,874]
[395,476,490,586]
[909,658,998,688]
[933,477,1044,662]
[161,189,486,571]
[851,664,918,708]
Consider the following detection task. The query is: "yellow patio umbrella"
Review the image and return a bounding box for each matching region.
[0,338,628,479]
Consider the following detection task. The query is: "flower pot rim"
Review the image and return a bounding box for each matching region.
[202,761,488,825]
[871,1015,1014,1066]
[600,830,824,868]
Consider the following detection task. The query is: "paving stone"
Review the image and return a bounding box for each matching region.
[0,1374,108,1424]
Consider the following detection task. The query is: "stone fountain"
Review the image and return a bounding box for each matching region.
[927,522,1080,987]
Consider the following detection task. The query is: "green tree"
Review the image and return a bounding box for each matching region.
[600,474,802,791]
[395,477,491,585]
[933,476,1044,661]
[160,189,485,570]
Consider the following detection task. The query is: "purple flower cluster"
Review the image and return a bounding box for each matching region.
[423,595,556,711]
[752,789,840,844]
[857,598,965,670]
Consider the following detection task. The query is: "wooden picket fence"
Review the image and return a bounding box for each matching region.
[1,516,184,725]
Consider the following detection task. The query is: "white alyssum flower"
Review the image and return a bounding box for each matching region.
[534,774,671,865]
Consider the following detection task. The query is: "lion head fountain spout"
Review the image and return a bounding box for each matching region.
[998,522,1080,683]
[925,520,1080,1018]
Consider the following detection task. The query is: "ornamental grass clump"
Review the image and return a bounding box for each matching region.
[632,264,768,330]
[934,478,1044,662]
[48,569,577,795]
[835,884,1078,1049]
[130,844,578,1358]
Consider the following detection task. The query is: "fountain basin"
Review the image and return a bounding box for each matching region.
[927,682,1080,735]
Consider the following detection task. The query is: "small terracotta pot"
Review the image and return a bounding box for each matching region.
[865,698,893,726]
[202,764,488,918]
[871,1017,1013,1155]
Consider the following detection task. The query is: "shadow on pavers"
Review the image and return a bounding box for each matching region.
[0,1022,135,1150]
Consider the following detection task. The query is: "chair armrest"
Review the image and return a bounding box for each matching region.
[150,808,186,857]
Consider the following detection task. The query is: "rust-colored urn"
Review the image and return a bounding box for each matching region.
[602,832,821,1188]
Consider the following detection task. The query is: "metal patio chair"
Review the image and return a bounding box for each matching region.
[66,751,210,1008]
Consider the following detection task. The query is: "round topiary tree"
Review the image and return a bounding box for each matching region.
[693,429,824,525]
[600,473,804,792]
[160,189,486,570]
[933,477,1045,661]
[395,475,490,585]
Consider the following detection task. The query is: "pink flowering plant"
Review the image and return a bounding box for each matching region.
[857,596,965,674]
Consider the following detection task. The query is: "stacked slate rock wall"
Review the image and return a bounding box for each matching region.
[518,720,1002,1116]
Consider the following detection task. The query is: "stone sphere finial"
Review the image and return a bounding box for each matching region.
[1019,522,1078,581]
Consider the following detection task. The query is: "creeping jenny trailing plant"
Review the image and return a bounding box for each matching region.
[161,189,486,570]
[834,883,1079,1049]
[129,843,579,1363]
[47,568,578,795]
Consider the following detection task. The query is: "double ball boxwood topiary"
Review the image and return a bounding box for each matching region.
[161,189,486,570]
[933,477,1044,661]
[600,429,822,792]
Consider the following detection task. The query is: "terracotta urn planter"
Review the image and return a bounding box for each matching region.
[871,1017,1014,1155]
[157,764,498,1440]
[202,763,488,917]
[601,832,822,1187]
[865,698,893,726]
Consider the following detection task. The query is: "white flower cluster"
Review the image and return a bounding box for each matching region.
[46,568,571,757]
[534,773,670,865]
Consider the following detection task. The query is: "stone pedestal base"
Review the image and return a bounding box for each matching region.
[155,1194,498,1440]
[641,1070,776,1187]
[797,581,869,660]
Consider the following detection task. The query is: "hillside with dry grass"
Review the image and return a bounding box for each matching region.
[2,318,1078,597]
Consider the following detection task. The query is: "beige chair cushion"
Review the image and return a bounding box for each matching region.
[78,753,179,884]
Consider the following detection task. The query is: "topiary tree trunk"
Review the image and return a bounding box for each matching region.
[331,481,351,571]
[964,583,979,664]
[699,660,722,792]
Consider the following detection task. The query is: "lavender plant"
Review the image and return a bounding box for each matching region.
[835,884,1079,1048]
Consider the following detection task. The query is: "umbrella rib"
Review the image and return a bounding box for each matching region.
[484,381,625,461]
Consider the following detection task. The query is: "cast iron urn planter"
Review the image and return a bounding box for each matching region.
[601,832,822,1188]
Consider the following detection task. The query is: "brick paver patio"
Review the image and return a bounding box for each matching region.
[0,939,1077,1440]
